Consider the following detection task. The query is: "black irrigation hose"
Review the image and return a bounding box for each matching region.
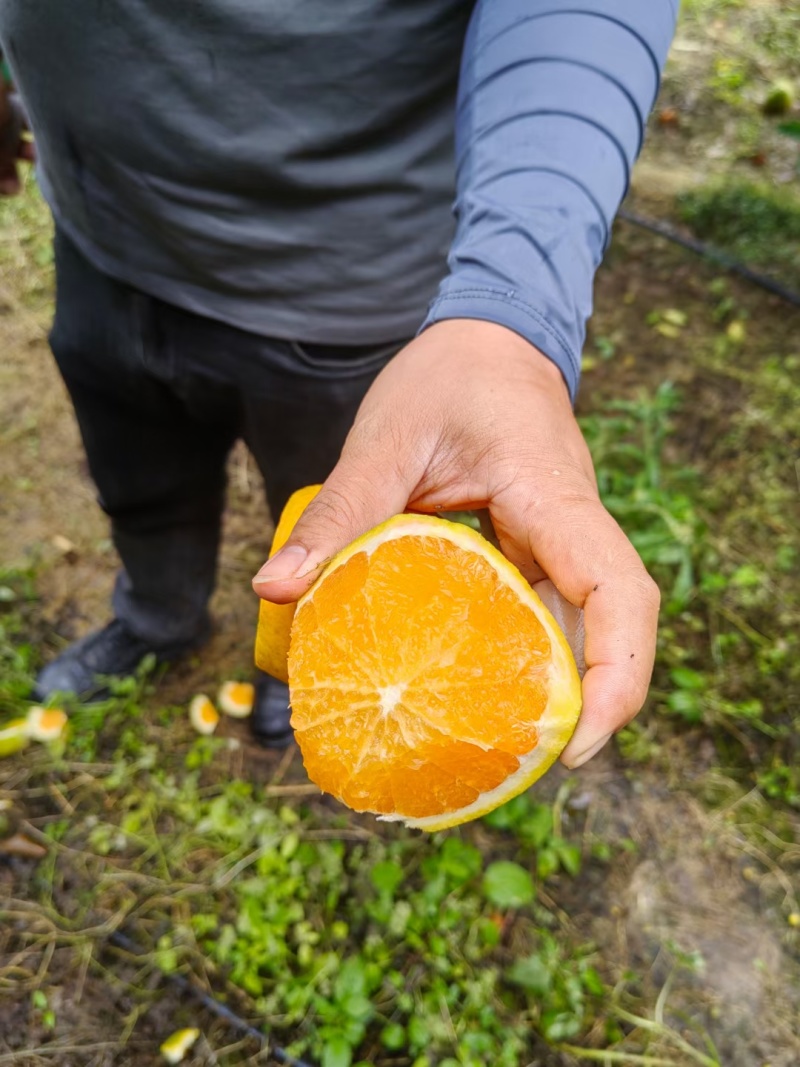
[107,930,315,1067]
[617,207,800,309]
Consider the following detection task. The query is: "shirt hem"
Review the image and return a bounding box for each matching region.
[51,214,423,347]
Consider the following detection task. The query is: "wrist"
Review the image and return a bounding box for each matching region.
[425,317,571,401]
[420,291,580,401]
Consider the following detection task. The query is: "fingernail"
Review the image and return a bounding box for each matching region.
[253,544,309,584]
[564,732,613,769]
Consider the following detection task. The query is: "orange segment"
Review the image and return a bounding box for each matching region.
[288,513,582,830]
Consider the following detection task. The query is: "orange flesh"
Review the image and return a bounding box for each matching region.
[38,709,66,730]
[196,698,218,722]
[225,682,254,706]
[290,537,552,819]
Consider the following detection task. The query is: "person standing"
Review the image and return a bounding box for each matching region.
[0,1,675,760]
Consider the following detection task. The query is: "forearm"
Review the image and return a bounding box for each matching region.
[422,0,679,399]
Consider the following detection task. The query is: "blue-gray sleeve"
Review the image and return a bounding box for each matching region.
[421,0,680,399]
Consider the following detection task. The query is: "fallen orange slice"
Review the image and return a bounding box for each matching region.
[0,719,30,758]
[254,484,322,683]
[217,681,255,718]
[189,695,219,735]
[160,1028,200,1064]
[26,706,68,742]
[287,513,582,830]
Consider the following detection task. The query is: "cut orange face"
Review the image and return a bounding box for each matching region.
[286,514,582,830]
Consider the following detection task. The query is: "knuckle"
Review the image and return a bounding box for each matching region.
[635,570,662,615]
[302,484,361,538]
[616,677,651,726]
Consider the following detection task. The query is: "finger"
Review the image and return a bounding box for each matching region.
[550,510,659,766]
[499,492,660,766]
[252,429,421,605]
[479,507,547,585]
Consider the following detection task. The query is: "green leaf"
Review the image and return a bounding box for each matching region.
[439,836,482,883]
[477,917,501,947]
[407,1015,430,1050]
[541,1010,582,1042]
[662,308,688,327]
[581,966,606,997]
[31,990,48,1010]
[536,848,559,881]
[482,793,531,830]
[482,861,534,908]
[731,563,763,588]
[339,994,373,1023]
[519,804,553,848]
[381,1022,406,1051]
[507,953,551,995]
[442,510,481,530]
[670,666,705,691]
[555,841,582,877]
[334,957,368,1002]
[322,1035,353,1067]
[370,859,404,896]
[666,688,703,722]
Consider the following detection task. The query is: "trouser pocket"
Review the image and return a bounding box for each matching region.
[287,338,407,379]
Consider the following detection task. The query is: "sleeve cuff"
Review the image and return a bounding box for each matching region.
[419,288,581,402]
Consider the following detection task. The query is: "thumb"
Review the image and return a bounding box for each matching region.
[252,443,414,605]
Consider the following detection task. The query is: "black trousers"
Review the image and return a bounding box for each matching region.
[49,229,405,646]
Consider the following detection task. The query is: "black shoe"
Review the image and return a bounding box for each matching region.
[33,618,210,702]
[250,671,294,749]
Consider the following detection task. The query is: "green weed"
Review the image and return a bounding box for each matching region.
[677,181,800,287]
[581,383,703,612]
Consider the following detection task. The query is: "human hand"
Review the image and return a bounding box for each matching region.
[0,82,34,195]
[252,319,660,767]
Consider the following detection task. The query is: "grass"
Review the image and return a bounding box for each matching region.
[678,181,800,288]
[0,627,738,1066]
[640,0,800,294]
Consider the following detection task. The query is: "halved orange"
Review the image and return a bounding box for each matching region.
[273,510,582,830]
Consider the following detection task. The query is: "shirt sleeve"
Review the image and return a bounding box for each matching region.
[420,0,680,400]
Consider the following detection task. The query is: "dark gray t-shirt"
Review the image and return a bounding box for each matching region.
[0,1,678,395]
[2,0,470,341]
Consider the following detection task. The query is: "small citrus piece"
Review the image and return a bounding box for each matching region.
[254,484,322,682]
[0,719,30,757]
[25,706,68,743]
[189,695,219,735]
[289,514,582,830]
[160,1028,200,1063]
[217,680,255,718]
